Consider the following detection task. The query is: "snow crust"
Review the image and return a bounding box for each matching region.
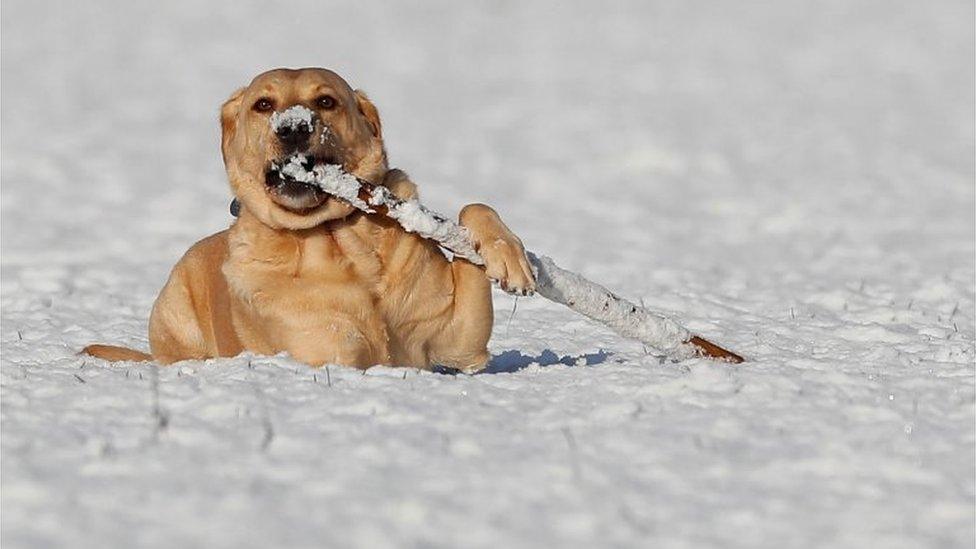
[2,2,973,548]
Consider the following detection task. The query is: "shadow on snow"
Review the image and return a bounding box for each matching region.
[480,349,612,374]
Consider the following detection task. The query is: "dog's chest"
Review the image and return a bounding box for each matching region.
[297,228,384,283]
[224,221,387,307]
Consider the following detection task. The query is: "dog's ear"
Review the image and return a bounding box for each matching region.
[220,87,246,163]
[354,90,382,139]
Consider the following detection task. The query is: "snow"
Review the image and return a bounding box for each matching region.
[274,155,318,184]
[1,1,973,549]
[269,105,314,133]
[312,163,373,211]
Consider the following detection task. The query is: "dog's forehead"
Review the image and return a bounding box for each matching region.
[249,68,353,95]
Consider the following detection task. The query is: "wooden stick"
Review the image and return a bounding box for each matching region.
[347,178,743,363]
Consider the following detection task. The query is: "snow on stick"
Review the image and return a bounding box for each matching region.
[366,185,485,267]
[526,252,697,359]
[267,155,743,363]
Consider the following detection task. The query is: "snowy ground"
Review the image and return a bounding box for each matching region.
[2,1,974,548]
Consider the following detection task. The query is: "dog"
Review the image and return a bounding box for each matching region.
[84,68,535,373]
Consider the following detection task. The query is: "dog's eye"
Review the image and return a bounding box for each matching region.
[315,95,337,110]
[253,98,274,112]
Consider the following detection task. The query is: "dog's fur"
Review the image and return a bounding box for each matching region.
[84,68,534,372]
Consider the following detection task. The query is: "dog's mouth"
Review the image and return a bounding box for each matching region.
[264,154,341,212]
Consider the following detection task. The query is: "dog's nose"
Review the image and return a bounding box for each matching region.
[271,106,316,151]
[276,122,312,149]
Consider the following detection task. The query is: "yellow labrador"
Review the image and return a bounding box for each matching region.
[85,68,534,372]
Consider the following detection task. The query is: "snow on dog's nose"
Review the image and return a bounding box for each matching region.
[271,105,316,152]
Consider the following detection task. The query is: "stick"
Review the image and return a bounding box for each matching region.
[271,157,743,363]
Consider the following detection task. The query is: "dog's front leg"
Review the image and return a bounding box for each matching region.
[459,203,536,295]
[424,204,534,374]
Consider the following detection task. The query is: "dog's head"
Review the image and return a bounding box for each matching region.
[220,68,386,229]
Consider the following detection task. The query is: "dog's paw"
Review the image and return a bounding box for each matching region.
[459,203,536,296]
[478,235,536,296]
